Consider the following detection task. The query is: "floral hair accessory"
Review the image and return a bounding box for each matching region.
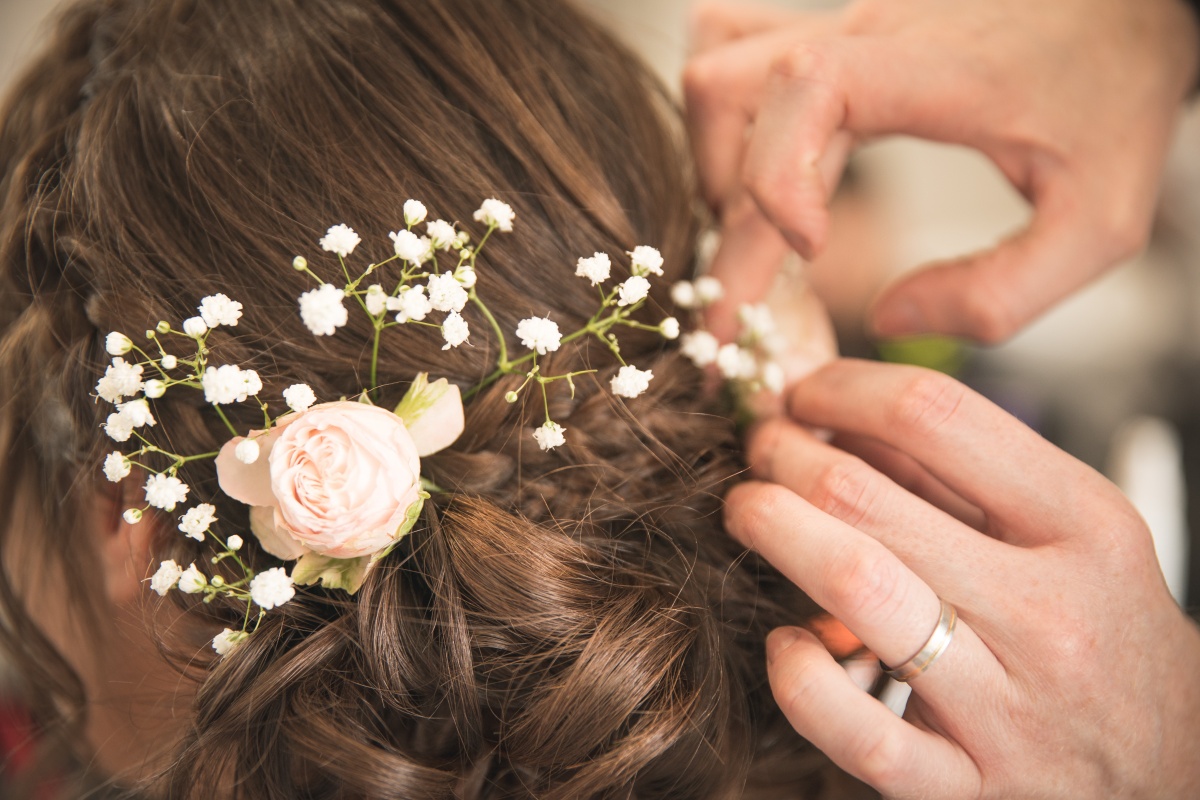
[97,198,683,656]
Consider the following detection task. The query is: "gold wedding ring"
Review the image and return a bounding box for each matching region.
[881,599,958,683]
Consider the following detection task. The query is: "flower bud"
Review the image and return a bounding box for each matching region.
[182,317,208,337]
[234,439,260,465]
[226,535,243,552]
[211,575,226,587]
[105,332,133,355]
[144,379,167,399]
[660,317,680,340]
[292,256,308,271]
[161,355,178,370]
[505,391,519,404]
[123,508,143,524]
[156,321,171,334]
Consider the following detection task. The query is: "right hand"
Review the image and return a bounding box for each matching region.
[685,0,1200,343]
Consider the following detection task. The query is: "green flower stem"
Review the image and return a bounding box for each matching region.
[370,319,383,395]
[213,405,240,438]
[470,290,507,367]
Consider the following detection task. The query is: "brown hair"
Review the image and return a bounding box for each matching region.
[0,0,844,797]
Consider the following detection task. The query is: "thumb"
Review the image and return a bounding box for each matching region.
[869,198,1124,343]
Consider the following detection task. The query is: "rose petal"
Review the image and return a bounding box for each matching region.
[216,427,284,508]
[395,375,465,456]
[250,505,309,560]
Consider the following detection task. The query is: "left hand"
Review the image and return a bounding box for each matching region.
[723,359,1200,798]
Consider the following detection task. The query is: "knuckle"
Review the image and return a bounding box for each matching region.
[1096,205,1150,263]
[682,53,723,105]
[824,543,907,622]
[768,42,833,83]
[890,370,968,438]
[810,457,880,529]
[745,418,788,476]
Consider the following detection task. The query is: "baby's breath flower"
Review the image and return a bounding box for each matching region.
[198,294,243,328]
[457,267,477,289]
[716,343,757,381]
[365,284,388,317]
[532,420,566,451]
[104,411,135,442]
[103,452,131,483]
[575,252,611,286]
[145,473,189,512]
[427,273,469,313]
[212,628,249,656]
[473,198,515,232]
[96,357,144,403]
[390,229,433,264]
[182,317,208,338]
[427,219,458,250]
[292,256,308,271]
[761,361,785,394]
[160,355,178,370]
[123,508,143,525]
[617,275,651,307]
[117,398,156,429]
[454,230,471,249]
[320,224,361,257]
[628,246,664,277]
[106,332,133,356]
[392,286,432,323]
[250,567,295,610]
[680,331,720,367]
[178,563,207,594]
[738,303,776,340]
[404,199,428,226]
[283,383,317,413]
[178,503,217,541]
[660,317,680,340]
[298,284,349,336]
[694,276,724,305]
[150,560,183,596]
[515,316,562,355]
[611,365,653,399]
[441,311,470,350]
[670,280,697,309]
[235,439,261,465]
[144,379,166,399]
[202,365,258,405]
[227,535,243,551]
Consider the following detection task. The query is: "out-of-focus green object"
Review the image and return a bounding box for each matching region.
[876,336,969,376]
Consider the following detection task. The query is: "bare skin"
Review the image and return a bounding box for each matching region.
[684,0,1200,343]
[725,359,1200,799]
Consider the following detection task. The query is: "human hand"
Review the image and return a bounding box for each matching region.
[685,0,1200,343]
[724,359,1200,798]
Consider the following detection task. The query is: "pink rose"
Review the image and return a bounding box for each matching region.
[217,402,424,559]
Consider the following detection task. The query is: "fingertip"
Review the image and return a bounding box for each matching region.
[766,625,812,665]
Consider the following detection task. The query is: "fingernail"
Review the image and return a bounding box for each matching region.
[766,626,802,665]
[871,299,926,338]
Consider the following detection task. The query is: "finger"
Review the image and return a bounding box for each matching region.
[830,431,987,530]
[741,37,992,260]
[724,480,1005,701]
[868,183,1129,343]
[784,360,1118,544]
[685,24,839,207]
[744,420,1004,610]
[687,1,816,55]
[702,194,791,343]
[766,627,981,799]
[745,419,994,559]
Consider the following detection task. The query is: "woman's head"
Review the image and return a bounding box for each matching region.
[0,0,836,796]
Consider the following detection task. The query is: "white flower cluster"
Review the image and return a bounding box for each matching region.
[96,294,302,657]
[673,276,787,395]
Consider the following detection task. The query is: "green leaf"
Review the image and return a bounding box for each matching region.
[291,552,371,594]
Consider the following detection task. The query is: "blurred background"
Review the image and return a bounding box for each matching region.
[3,0,1198,613]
